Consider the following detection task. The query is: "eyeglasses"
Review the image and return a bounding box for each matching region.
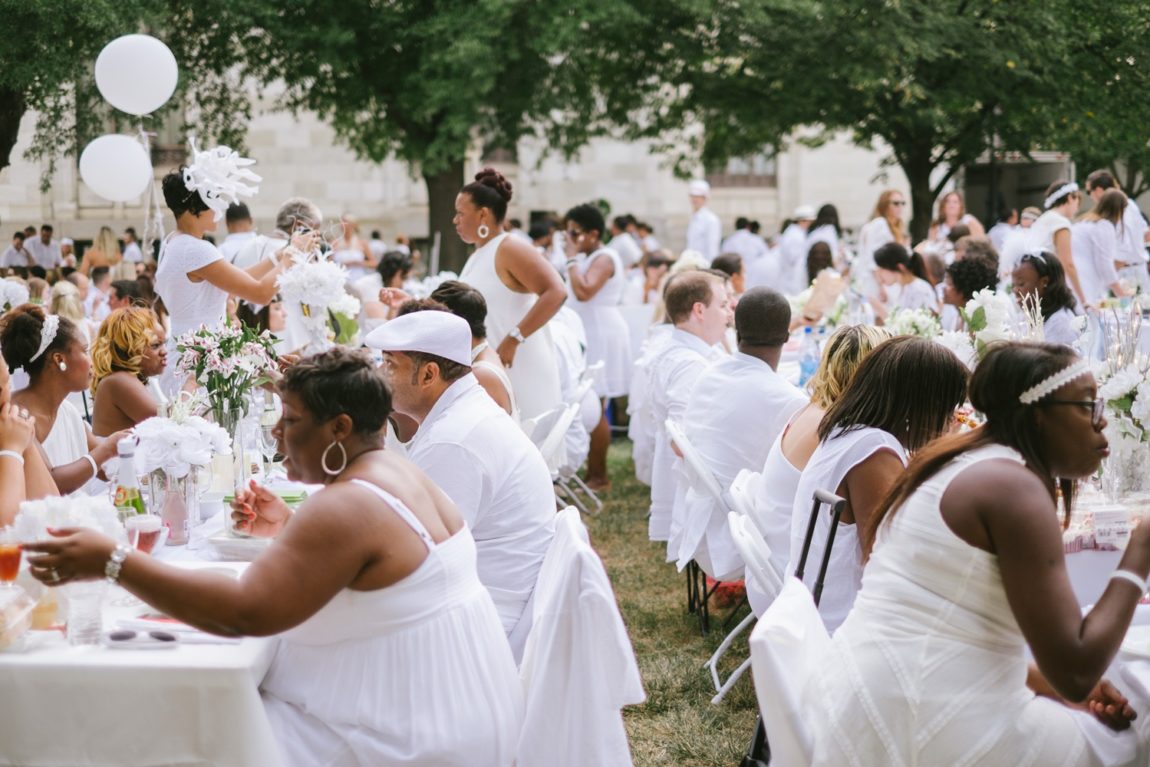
[890,200,907,206]
[566,229,584,240]
[1038,398,1105,427]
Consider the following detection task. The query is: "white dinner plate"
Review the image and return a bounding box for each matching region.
[206,531,271,561]
[1121,625,1150,659]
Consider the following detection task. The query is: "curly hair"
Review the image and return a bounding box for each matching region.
[90,307,159,394]
[0,304,82,378]
[279,347,392,436]
[946,256,998,303]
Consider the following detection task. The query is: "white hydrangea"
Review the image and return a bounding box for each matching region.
[936,331,977,370]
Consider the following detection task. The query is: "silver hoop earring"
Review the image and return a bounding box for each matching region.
[477,224,490,239]
[58,361,67,372]
[321,440,348,476]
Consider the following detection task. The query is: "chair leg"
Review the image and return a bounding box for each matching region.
[567,473,604,513]
[739,717,770,767]
[703,611,756,693]
[710,657,752,705]
[555,479,588,515]
[722,595,749,631]
[698,572,719,635]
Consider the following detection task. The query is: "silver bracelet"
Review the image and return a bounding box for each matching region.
[104,543,132,584]
[1110,569,1148,595]
[0,449,24,466]
[81,454,98,479]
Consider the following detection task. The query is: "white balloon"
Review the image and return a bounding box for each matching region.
[79,135,153,202]
[95,34,179,116]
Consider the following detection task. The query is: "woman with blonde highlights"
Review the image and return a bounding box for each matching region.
[79,226,124,277]
[91,307,167,436]
[50,280,96,343]
[855,190,910,299]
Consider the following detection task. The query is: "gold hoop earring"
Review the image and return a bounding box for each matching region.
[321,440,347,476]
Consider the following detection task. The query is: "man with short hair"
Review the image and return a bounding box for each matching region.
[685,180,722,261]
[1,231,34,272]
[1085,169,1150,294]
[123,227,145,265]
[218,203,257,264]
[647,270,732,543]
[25,224,62,272]
[720,216,769,267]
[86,266,113,321]
[365,309,554,661]
[233,197,322,269]
[109,279,142,311]
[673,287,807,579]
[65,271,90,303]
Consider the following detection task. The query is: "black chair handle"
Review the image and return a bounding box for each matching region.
[794,489,847,608]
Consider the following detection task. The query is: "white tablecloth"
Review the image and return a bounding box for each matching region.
[0,562,280,767]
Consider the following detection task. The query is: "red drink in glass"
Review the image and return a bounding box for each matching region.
[126,516,163,555]
[0,544,20,582]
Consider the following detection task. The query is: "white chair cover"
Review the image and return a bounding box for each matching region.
[749,577,831,767]
[665,419,739,578]
[727,511,783,616]
[517,508,645,767]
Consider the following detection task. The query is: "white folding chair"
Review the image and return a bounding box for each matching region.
[528,402,588,514]
[556,376,603,515]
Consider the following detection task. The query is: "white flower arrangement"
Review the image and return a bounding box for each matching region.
[14,495,126,543]
[277,255,362,351]
[886,307,941,338]
[962,288,1018,355]
[133,414,232,479]
[936,330,977,370]
[407,271,460,300]
[1093,359,1150,498]
[0,279,30,311]
[175,324,279,416]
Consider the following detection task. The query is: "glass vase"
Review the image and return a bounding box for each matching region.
[211,404,252,538]
[150,470,199,546]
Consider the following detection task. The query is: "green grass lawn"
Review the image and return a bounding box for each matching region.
[581,440,758,767]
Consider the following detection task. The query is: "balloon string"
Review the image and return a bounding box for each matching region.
[137,120,167,264]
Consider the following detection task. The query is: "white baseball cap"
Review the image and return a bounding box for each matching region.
[363,310,473,367]
[688,179,711,198]
[792,205,817,221]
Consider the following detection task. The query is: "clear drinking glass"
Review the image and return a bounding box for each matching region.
[125,514,165,555]
[0,527,21,588]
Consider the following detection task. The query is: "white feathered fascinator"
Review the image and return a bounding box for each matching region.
[182,137,262,222]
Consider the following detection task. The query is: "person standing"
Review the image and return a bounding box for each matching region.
[987,208,1019,252]
[330,214,377,282]
[122,227,145,266]
[218,203,258,264]
[1029,180,1086,304]
[856,190,910,299]
[25,224,62,275]
[564,203,632,491]
[457,168,565,421]
[1072,189,1130,306]
[722,216,769,266]
[1085,169,1150,295]
[780,206,816,294]
[608,215,643,269]
[685,179,722,261]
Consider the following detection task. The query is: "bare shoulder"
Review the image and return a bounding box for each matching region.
[944,457,1050,513]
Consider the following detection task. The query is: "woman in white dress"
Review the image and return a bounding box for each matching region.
[803,342,1150,765]
[928,190,986,244]
[1031,179,1088,303]
[806,204,845,270]
[855,190,910,299]
[563,203,632,490]
[871,241,939,320]
[26,348,523,766]
[755,325,890,604]
[457,168,565,421]
[1012,251,1081,347]
[1072,189,1131,306]
[789,336,968,631]
[331,214,377,282]
[155,165,305,385]
[0,305,127,495]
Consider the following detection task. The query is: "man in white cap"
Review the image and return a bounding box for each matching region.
[780,205,816,294]
[686,179,722,262]
[365,306,554,662]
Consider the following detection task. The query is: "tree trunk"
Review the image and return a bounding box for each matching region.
[902,149,935,245]
[0,89,27,176]
[423,158,467,274]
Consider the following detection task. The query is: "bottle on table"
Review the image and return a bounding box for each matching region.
[798,326,820,386]
[112,440,147,521]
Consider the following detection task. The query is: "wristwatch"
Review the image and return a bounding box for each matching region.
[105,543,132,584]
[508,327,527,344]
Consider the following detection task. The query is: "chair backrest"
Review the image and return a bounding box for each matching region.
[664,418,730,511]
[794,488,847,608]
[729,468,773,538]
[749,578,831,767]
[728,511,784,602]
[535,403,580,474]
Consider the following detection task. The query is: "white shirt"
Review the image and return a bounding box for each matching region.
[218,231,258,264]
[675,352,808,579]
[0,245,33,268]
[893,277,940,313]
[232,234,287,270]
[986,222,1016,253]
[647,328,724,542]
[1030,210,1071,253]
[84,288,110,323]
[406,375,555,646]
[610,232,643,269]
[686,207,722,261]
[155,233,227,339]
[25,237,62,269]
[779,224,809,295]
[745,246,784,292]
[721,229,769,265]
[1071,219,1120,305]
[1120,198,1149,265]
[1044,307,1080,347]
[122,241,144,263]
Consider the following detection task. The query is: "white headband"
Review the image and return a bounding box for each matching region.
[1018,360,1091,405]
[29,314,59,364]
[182,137,261,222]
[1043,182,1079,210]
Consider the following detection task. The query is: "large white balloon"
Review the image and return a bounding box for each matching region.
[95,34,179,116]
[79,135,153,202]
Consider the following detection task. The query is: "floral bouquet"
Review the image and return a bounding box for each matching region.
[277,256,361,352]
[133,414,231,480]
[174,324,279,418]
[961,288,1019,358]
[0,279,30,311]
[887,307,941,339]
[14,495,126,543]
[1095,361,1150,498]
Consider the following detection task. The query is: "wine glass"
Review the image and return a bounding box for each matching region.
[257,423,279,479]
[0,527,21,588]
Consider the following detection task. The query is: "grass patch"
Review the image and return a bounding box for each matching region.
[581,440,758,767]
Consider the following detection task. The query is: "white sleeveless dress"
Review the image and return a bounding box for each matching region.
[804,444,1150,766]
[471,341,520,423]
[260,479,523,766]
[460,233,561,420]
[568,247,631,398]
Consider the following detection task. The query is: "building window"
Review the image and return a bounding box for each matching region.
[706,153,778,188]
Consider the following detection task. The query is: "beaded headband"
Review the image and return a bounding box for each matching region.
[1043,182,1079,210]
[28,314,59,365]
[1018,360,1091,405]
